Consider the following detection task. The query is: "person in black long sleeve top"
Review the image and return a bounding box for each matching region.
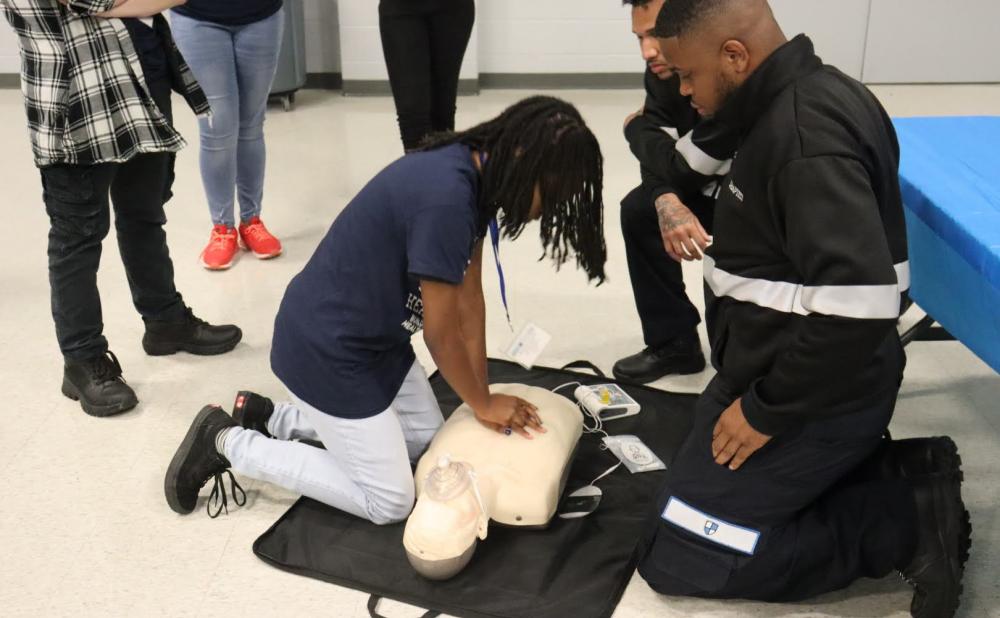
[615,0,735,384]
[636,2,970,617]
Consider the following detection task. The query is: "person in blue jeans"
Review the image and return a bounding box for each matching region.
[163,97,608,524]
[171,0,285,270]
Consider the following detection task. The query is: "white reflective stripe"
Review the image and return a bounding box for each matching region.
[799,285,902,319]
[662,497,760,555]
[659,126,681,140]
[703,256,909,320]
[676,133,732,176]
[704,256,809,316]
[895,261,911,292]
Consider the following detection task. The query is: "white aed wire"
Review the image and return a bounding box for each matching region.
[588,461,623,487]
[551,381,582,394]
[550,382,609,440]
[551,383,621,489]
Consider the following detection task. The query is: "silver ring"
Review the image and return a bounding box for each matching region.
[504,426,513,436]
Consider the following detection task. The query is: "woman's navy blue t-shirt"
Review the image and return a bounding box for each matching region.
[172,0,283,26]
[271,144,481,418]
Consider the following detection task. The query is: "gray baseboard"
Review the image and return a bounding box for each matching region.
[0,72,654,93]
[342,78,480,96]
[480,73,641,89]
[3,72,996,92]
[0,72,347,91]
[305,72,343,90]
[339,73,640,94]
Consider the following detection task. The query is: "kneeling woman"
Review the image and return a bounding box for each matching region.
[164,96,607,523]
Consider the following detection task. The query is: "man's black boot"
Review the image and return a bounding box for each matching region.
[232,391,274,438]
[903,475,972,618]
[881,437,964,481]
[143,307,242,356]
[62,351,138,417]
[164,405,245,517]
[612,334,706,383]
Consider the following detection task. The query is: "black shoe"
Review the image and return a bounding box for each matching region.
[164,405,245,517]
[612,336,706,383]
[232,391,274,438]
[879,437,964,481]
[61,351,138,417]
[903,475,972,618]
[143,307,242,356]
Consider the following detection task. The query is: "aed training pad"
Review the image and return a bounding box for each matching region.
[252,359,699,618]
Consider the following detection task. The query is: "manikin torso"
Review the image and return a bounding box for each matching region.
[403,384,584,579]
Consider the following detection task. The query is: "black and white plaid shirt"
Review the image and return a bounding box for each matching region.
[2,0,211,167]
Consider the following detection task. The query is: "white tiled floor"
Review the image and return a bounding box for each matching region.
[0,83,998,618]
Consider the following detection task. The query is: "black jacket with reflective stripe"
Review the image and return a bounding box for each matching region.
[705,35,909,436]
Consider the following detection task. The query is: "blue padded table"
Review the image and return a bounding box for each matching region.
[893,116,1000,373]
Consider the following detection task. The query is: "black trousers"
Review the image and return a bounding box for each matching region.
[378,0,475,150]
[637,367,918,602]
[40,78,186,361]
[621,184,713,347]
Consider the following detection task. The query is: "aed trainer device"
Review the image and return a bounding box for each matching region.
[573,384,641,421]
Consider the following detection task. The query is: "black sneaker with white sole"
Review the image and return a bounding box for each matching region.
[62,351,138,417]
[164,405,245,518]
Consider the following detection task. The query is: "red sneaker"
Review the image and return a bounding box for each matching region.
[238,217,282,259]
[199,225,239,270]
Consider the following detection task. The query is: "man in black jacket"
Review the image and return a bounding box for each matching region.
[615,0,735,383]
[636,2,970,616]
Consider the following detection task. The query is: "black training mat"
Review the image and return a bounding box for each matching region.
[252,359,698,618]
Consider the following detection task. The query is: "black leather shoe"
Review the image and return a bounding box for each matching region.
[143,308,242,356]
[164,405,245,517]
[62,351,138,417]
[232,391,274,438]
[903,475,971,618]
[612,336,706,383]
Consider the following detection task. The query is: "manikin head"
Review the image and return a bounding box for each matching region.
[653,0,787,116]
[404,457,488,580]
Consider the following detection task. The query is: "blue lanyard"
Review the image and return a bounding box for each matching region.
[488,217,512,330]
[479,150,512,330]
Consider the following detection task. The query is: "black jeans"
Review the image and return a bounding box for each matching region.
[637,367,918,602]
[621,184,714,347]
[41,78,186,361]
[378,0,475,150]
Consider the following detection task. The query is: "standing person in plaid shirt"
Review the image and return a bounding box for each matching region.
[2,0,243,418]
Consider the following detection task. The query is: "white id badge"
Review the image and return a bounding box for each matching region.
[505,322,551,369]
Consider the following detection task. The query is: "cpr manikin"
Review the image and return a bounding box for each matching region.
[403,384,584,579]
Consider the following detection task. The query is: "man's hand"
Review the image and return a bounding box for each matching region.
[711,398,771,471]
[624,107,644,131]
[655,193,711,262]
[475,394,545,439]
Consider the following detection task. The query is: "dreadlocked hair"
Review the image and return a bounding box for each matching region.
[416,96,607,284]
